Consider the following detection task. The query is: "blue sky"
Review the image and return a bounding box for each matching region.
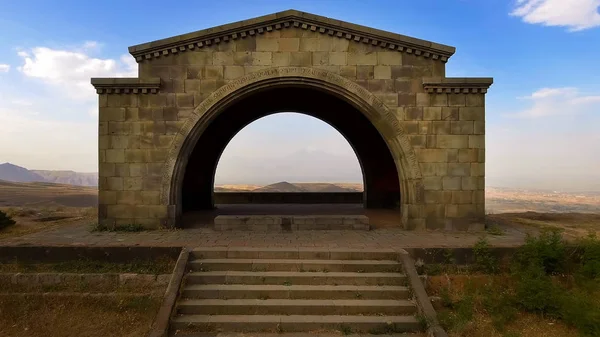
[0,0,598,190]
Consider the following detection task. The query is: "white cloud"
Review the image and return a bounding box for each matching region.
[506,87,600,118]
[82,41,100,50]
[10,99,33,106]
[17,42,137,101]
[0,64,9,73]
[511,0,600,31]
[0,41,140,171]
[88,106,98,117]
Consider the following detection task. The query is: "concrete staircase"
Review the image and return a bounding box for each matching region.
[170,248,422,336]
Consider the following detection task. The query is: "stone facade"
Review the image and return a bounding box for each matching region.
[92,10,492,230]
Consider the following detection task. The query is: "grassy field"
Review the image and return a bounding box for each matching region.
[0,180,97,208]
[425,233,600,337]
[0,180,98,238]
[488,212,600,239]
[428,274,582,337]
[0,294,161,337]
[0,257,176,274]
[0,258,171,337]
[0,206,96,239]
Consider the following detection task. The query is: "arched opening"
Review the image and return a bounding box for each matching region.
[179,85,401,227]
[213,112,363,190]
[161,67,425,229]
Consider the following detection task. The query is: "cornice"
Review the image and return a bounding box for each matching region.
[128,10,456,64]
[91,78,161,94]
[422,77,493,94]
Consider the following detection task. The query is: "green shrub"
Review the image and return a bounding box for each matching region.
[559,288,600,336]
[439,286,453,308]
[0,210,16,229]
[481,284,517,331]
[473,237,499,274]
[437,293,475,332]
[514,263,561,316]
[579,233,600,280]
[513,229,566,275]
[424,263,443,276]
[444,248,457,265]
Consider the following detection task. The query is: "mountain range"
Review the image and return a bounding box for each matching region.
[215,181,362,193]
[0,163,98,187]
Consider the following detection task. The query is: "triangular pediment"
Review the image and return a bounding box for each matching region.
[129,9,456,63]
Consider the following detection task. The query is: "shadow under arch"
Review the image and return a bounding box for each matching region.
[160,67,423,227]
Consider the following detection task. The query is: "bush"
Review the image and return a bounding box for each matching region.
[579,233,600,280]
[513,229,566,275]
[560,288,600,336]
[437,293,475,333]
[473,237,499,274]
[514,263,561,316]
[481,283,517,331]
[0,210,16,229]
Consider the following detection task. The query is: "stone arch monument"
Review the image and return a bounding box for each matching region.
[92,10,492,230]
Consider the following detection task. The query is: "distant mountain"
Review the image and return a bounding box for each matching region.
[32,170,98,187]
[253,181,307,192]
[248,181,361,193]
[294,183,360,192]
[0,163,98,187]
[0,163,47,183]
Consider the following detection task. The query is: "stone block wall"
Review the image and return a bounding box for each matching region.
[411,92,486,230]
[93,14,491,230]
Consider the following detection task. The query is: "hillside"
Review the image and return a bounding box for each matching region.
[0,163,46,183]
[220,181,364,193]
[294,183,360,192]
[0,180,98,207]
[32,170,98,187]
[253,182,307,192]
[0,163,98,187]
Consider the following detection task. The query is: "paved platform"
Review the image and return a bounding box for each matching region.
[0,219,532,248]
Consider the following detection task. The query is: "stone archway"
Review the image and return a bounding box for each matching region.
[92,9,492,231]
[161,67,424,227]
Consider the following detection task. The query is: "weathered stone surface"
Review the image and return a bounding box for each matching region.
[93,11,491,231]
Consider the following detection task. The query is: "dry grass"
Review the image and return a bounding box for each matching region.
[0,257,176,274]
[446,311,578,337]
[0,294,160,337]
[0,180,98,238]
[0,206,96,239]
[488,211,600,239]
[427,274,581,337]
[0,180,97,208]
[0,279,165,294]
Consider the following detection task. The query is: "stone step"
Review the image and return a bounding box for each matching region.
[190,247,399,261]
[186,271,407,286]
[177,299,416,316]
[181,284,411,300]
[172,333,421,337]
[189,258,402,273]
[170,314,421,333]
